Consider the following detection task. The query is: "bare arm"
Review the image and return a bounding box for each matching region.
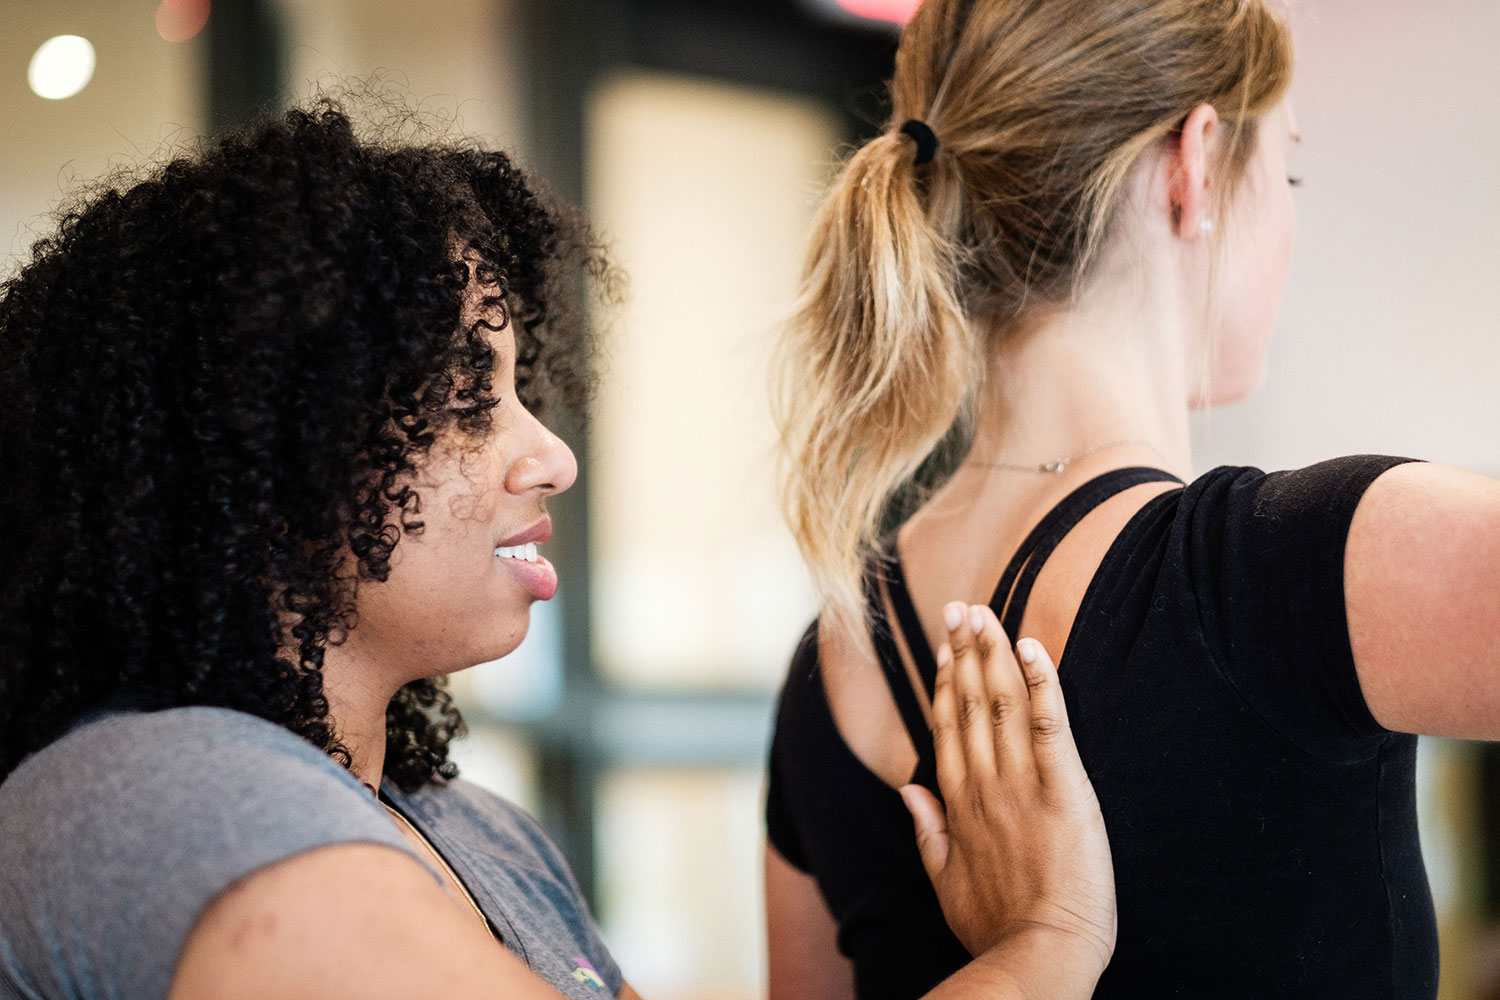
[764,838,1090,1000]
[1346,462,1500,738]
[168,843,575,1000]
[765,843,856,1000]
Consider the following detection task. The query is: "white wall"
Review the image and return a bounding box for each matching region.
[1191,0,1500,475]
[1200,9,1500,996]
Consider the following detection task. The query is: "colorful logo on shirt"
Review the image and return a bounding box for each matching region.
[571,958,604,990]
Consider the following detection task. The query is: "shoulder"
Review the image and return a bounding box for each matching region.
[4,705,350,794]
[1161,456,1424,757]
[1169,455,1421,578]
[402,777,575,883]
[1190,453,1419,512]
[776,620,825,706]
[771,620,837,744]
[0,706,381,845]
[0,707,414,1000]
[1178,454,1418,524]
[396,779,628,995]
[410,777,550,847]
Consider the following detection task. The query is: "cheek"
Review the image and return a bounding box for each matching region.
[1208,186,1295,403]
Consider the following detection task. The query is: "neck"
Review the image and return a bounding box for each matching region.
[966,283,1196,483]
[319,640,405,792]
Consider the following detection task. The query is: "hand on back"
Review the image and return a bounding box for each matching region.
[901,603,1116,975]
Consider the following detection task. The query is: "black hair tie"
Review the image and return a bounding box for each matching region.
[899,119,939,166]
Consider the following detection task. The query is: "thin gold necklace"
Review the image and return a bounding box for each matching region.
[967,438,1168,475]
[380,799,497,940]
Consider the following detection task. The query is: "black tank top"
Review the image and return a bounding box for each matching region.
[765,456,1438,999]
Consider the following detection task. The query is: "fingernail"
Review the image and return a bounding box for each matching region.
[1017,639,1038,665]
[943,603,962,631]
[936,644,952,668]
[969,605,985,633]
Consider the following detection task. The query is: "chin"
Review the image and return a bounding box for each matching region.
[434,612,532,677]
[484,616,532,662]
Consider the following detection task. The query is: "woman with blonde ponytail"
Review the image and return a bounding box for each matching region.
[766,0,1498,997]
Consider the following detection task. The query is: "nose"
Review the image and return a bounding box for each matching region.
[504,411,577,498]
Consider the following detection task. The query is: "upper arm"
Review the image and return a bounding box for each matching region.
[1346,461,1500,738]
[0,708,435,999]
[169,842,567,1000]
[765,842,855,1000]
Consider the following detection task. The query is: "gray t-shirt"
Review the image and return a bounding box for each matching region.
[0,707,623,1000]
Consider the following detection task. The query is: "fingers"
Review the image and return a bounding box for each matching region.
[1014,637,1085,788]
[971,604,1033,776]
[929,634,966,793]
[945,602,999,777]
[935,605,1082,798]
[900,784,949,884]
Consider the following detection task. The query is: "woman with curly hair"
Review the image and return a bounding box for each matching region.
[0,101,1114,1000]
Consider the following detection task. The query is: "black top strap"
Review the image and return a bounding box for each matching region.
[875,466,1183,793]
[996,467,1183,638]
[883,553,939,704]
[861,560,934,779]
[876,551,942,791]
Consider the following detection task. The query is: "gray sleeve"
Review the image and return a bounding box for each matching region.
[0,707,428,1000]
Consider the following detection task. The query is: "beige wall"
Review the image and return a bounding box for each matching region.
[584,71,832,692]
[1,1,531,275]
[272,0,528,157]
[2,3,203,262]
[1190,0,1500,474]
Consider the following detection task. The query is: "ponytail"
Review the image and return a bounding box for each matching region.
[773,127,981,625]
[773,0,1293,624]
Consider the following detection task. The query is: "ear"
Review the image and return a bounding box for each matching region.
[1167,103,1220,240]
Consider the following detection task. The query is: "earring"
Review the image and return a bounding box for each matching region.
[1200,218,1215,233]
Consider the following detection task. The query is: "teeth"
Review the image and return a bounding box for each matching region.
[493,542,540,562]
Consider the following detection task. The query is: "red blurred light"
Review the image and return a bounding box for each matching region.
[835,0,922,23]
[156,0,211,43]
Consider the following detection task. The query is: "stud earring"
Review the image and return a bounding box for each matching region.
[1200,218,1215,233]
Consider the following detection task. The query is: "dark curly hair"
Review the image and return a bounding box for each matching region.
[0,99,605,790]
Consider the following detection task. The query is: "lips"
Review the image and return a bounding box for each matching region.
[494,553,557,600]
[494,517,551,549]
[493,517,557,600]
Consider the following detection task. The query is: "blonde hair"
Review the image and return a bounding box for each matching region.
[774,0,1293,622]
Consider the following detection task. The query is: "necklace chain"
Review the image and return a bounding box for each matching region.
[967,438,1167,475]
[380,800,496,940]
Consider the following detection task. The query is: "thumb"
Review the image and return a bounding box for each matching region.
[900,784,949,883]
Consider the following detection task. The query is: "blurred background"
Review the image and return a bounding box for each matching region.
[3,0,1497,998]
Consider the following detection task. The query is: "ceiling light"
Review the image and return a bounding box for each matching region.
[28,35,96,101]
